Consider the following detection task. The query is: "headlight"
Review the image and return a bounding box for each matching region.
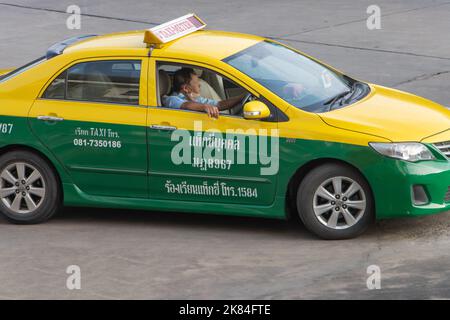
[369,142,435,162]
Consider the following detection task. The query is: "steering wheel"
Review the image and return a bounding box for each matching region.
[231,93,253,116]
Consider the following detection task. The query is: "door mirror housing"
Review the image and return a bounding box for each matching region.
[243,101,271,120]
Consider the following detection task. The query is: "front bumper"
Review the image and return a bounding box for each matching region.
[362,151,450,219]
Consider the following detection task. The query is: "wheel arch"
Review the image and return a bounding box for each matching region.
[0,144,65,202]
[285,158,376,220]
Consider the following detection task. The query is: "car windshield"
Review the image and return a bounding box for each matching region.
[224,41,357,113]
[0,56,46,82]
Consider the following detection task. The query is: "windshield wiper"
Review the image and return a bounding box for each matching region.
[324,89,351,111]
[342,82,362,105]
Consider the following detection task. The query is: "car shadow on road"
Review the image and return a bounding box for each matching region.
[375,211,450,240]
[1,206,447,241]
[0,206,319,240]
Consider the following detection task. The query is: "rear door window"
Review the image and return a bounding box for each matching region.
[43,60,141,105]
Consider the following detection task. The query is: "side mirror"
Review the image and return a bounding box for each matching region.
[243,101,271,120]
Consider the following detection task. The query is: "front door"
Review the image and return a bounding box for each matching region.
[146,60,279,206]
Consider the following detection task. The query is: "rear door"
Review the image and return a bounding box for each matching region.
[29,58,149,198]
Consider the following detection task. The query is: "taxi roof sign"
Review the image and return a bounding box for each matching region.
[144,13,206,47]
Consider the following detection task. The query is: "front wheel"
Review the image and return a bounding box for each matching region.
[0,150,61,224]
[296,163,374,240]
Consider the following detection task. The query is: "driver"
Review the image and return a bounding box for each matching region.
[163,68,246,118]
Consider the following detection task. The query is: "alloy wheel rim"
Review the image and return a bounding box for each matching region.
[0,162,46,214]
[312,176,366,230]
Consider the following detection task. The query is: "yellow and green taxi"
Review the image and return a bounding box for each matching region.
[0,14,449,239]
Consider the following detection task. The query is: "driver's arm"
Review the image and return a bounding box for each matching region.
[217,93,247,111]
[180,101,219,118]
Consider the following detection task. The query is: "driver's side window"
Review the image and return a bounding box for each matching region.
[156,62,251,117]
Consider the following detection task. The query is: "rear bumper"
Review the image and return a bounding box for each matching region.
[362,153,450,219]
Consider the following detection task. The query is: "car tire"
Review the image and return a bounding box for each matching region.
[296,163,374,240]
[0,150,61,224]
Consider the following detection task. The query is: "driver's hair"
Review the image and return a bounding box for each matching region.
[173,68,196,92]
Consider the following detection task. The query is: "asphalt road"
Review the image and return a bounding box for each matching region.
[0,0,449,299]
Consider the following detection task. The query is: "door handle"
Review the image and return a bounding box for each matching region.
[37,115,64,122]
[149,124,177,131]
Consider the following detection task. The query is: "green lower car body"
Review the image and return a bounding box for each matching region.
[1,116,449,218]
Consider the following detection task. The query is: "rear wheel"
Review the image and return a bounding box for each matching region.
[296,163,374,240]
[0,150,61,224]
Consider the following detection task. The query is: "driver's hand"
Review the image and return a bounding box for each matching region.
[203,104,220,118]
[283,83,305,99]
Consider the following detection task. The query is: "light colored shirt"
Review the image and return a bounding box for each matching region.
[163,92,218,109]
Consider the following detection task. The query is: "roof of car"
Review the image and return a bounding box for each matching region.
[63,30,264,61]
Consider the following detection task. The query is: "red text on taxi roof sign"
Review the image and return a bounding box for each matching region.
[144,13,206,46]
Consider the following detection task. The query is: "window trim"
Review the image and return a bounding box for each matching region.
[37,98,148,109]
[39,57,146,107]
[0,56,46,83]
